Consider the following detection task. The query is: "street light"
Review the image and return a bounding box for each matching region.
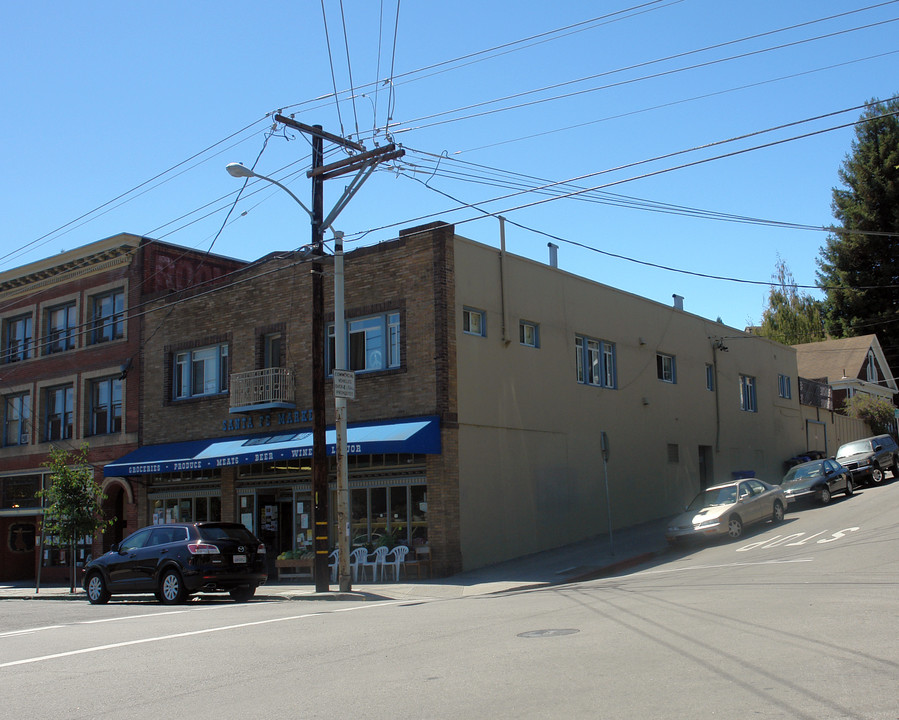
[226,157,335,593]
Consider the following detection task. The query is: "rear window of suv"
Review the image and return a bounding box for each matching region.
[198,525,257,542]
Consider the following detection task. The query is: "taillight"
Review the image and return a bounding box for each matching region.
[187,542,219,555]
[257,543,266,555]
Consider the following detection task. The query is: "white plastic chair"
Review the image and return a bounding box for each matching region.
[361,546,388,582]
[349,547,369,582]
[328,549,339,584]
[382,545,409,581]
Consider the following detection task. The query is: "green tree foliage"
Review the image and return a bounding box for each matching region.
[843,393,896,436]
[817,96,899,373]
[37,444,110,592]
[757,256,826,345]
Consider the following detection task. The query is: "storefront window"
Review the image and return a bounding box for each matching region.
[342,484,427,548]
[151,494,221,524]
[1,474,41,509]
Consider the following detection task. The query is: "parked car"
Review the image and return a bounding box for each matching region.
[82,522,267,605]
[779,458,853,504]
[666,479,786,543]
[835,434,899,485]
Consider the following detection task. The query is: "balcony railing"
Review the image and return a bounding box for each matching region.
[229,367,295,412]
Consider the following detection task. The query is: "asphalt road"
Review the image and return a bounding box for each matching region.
[2,480,897,719]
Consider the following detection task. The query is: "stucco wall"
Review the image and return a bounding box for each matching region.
[452,236,819,569]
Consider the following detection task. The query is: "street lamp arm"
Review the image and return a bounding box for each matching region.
[225,163,313,220]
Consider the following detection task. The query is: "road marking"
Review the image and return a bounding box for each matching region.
[0,626,63,638]
[79,611,187,624]
[0,600,405,668]
[629,558,814,578]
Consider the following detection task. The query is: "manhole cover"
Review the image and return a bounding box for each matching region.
[517,628,580,638]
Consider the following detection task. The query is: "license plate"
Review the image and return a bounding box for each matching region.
[232,554,246,564]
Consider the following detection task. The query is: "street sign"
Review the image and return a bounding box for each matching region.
[333,369,356,400]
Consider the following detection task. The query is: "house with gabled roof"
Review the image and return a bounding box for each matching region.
[792,335,898,420]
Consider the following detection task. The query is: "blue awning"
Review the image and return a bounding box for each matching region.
[104,416,440,477]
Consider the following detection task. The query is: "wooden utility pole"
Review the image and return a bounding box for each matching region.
[273,115,403,593]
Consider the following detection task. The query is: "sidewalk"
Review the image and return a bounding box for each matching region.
[0,518,672,603]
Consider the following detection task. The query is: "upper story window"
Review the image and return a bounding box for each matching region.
[90,377,122,435]
[657,353,676,383]
[866,349,879,383]
[45,302,78,355]
[89,289,124,345]
[740,374,757,412]
[3,314,33,364]
[263,332,282,369]
[575,335,616,388]
[778,374,792,399]
[174,344,229,399]
[519,320,539,348]
[706,363,715,391]
[462,307,486,337]
[327,312,401,374]
[3,392,31,447]
[45,385,74,441]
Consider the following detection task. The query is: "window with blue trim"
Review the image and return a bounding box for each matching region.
[575,335,616,388]
[328,312,401,374]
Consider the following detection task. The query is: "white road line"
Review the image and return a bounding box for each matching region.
[0,600,404,668]
[627,557,815,577]
[79,611,187,624]
[0,626,63,638]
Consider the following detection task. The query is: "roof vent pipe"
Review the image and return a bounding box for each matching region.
[673,294,684,311]
[548,242,559,268]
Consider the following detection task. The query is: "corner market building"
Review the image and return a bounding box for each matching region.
[103,222,869,577]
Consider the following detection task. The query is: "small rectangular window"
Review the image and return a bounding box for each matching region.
[45,385,74,441]
[706,363,714,391]
[519,321,539,348]
[3,315,33,364]
[45,303,77,354]
[778,374,792,399]
[463,308,486,337]
[657,353,676,383]
[740,375,757,412]
[89,290,125,344]
[90,377,122,435]
[328,312,400,374]
[4,392,31,446]
[667,443,680,463]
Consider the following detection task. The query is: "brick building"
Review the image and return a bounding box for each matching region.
[0,234,245,582]
[102,221,871,577]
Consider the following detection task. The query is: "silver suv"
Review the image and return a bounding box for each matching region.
[835,435,899,485]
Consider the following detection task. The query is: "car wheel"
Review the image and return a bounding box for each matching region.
[159,569,186,605]
[820,486,832,504]
[844,478,853,496]
[870,465,884,484]
[772,500,785,523]
[230,586,256,603]
[86,572,110,605]
[727,515,743,539]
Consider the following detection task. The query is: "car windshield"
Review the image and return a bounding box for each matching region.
[687,485,737,511]
[783,464,822,483]
[837,441,871,458]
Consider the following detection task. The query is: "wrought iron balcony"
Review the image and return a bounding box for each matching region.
[229,367,296,413]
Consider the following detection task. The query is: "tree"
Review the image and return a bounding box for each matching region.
[37,444,111,593]
[843,393,896,436]
[817,96,899,374]
[756,256,826,345]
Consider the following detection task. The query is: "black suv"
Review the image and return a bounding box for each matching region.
[83,522,267,605]
[835,434,899,485]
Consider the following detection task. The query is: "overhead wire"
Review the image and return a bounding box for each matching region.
[320,0,347,138]
[391,15,899,134]
[338,0,361,141]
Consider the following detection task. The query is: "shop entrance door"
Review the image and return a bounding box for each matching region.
[258,492,297,576]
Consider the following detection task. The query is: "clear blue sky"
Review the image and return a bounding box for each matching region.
[2,1,896,329]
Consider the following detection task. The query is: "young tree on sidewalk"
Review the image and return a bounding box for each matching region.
[37,444,111,593]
